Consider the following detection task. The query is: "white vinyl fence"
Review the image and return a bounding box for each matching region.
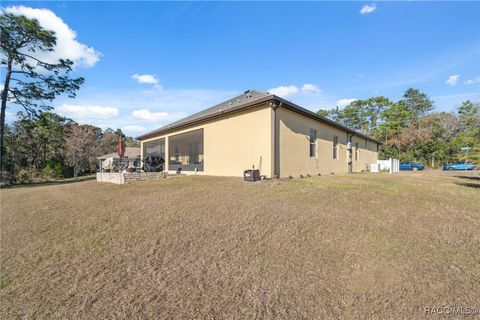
[372,158,400,174]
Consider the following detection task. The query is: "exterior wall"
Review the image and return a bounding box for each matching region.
[141,104,273,178]
[277,108,378,177]
[351,135,378,172]
[367,139,379,164]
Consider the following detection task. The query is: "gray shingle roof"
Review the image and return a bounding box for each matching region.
[135,89,380,143]
[137,90,271,140]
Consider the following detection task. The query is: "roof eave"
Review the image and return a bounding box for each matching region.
[271,95,381,144]
[136,95,274,140]
[136,94,381,144]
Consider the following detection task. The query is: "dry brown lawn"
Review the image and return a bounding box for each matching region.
[1,172,479,319]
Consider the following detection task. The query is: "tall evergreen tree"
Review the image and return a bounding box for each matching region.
[401,88,434,119]
[0,13,84,174]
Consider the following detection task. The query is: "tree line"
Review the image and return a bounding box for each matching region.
[317,88,480,167]
[1,13,139,184]
[2,112,139,183]
[1,13,84,174]
[2,13,479,186]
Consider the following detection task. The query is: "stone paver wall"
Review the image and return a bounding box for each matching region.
[96,172,167,184]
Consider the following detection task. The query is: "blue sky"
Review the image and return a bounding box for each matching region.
[2,1,480,136]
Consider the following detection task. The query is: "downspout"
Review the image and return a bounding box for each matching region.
[347,132,356,173]
[272,100,282,178]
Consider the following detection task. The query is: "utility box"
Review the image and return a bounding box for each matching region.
[243,169,260,182]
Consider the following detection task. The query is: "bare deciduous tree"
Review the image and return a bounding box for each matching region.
[65,124,101,177]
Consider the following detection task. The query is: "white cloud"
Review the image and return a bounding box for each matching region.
[445,74,460,86]
[432,92,480,112]
[268,85,299,97]
[360,4,377,14]
[131,109,169,122]
[29,88,233,136]
[465,76,480,85]
[56,104,119,120]
[46,86,334,137]
[123,125,146,133]
[132,74,161,88]
[301,83,321,94]
[336,98,358,107]
[3,6,100,68]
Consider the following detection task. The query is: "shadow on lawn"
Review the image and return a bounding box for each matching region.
[1,175,96,189]
[454,175,480,181]
[455,182,480,189]
[454,175,480,189]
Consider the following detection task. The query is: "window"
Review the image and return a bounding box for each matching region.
[168,129,204,171]
[333,135,338,159]
[309,129,317,157]
[355,142,359,161]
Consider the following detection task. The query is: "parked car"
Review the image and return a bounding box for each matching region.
[400,162,425,171]
[442,163,477,171]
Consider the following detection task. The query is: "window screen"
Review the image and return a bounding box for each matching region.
[143,138,165,157]
[168,129,204,171]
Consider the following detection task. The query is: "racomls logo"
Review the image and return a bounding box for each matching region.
[424,306,479,316]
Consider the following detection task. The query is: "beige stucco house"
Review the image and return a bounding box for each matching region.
[136,90,379,178]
